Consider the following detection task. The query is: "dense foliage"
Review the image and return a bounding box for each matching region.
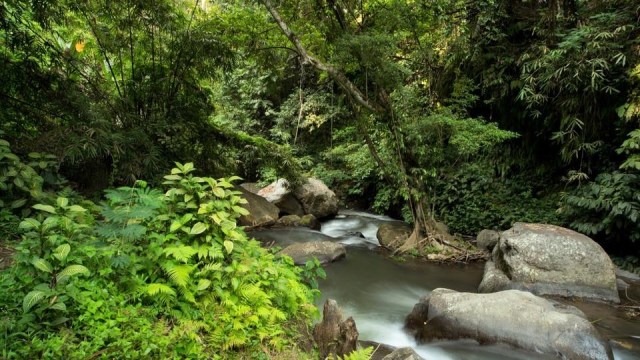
[0,138,317,358]
[2,0,640,354]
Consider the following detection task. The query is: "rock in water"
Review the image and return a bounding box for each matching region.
[476,229,500,252]
[299,214,321,230]
[405,288,613,360]
[274,214,321,230]
[257,178,305,216]
[313,299,358,359]
[382,347,424,360]
[279,241,346,265]
[236,187,279,227]
[376,222,412,250]
[479,222,619,303]
[294,178,339,219]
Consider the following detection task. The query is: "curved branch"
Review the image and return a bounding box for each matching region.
[260,0,383,113]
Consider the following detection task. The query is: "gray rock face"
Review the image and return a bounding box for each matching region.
[476,229,500,252]
[275,215,302,227]
[236,187,279,227]
[280,241,346,265]
[239,182,261,194]
[300,214,321,231]
[376,222,412,250]
[313,299,358,359]
[478,223,619,303]
[405,288,613,360]
[294,178,339,218]
[382,347,424,360]
[257,179,305,216]
[274,214,321,230]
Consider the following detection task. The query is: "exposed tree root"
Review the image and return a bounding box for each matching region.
[394,226,487,263]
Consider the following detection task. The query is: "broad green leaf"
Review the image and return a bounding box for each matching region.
[169,221,182,233]
[49,301,67,311]
[197,279,211,291]
[53,244,71,261]
[32,204,56,214]
[31,258,52,273]
[164,174,182,181]
[190,222,207,235]
[223,240,234,254]
[13,177,24,188]
[67,205,86,212]
[221,220,236,232]
[11,198,28,209]
[56,265,89,283]
[232,206,250,216]
[212,187,225,198]
[56,197,69,208]
[23,290,46,312]
[19,218,40,230]
[183,162,194,173]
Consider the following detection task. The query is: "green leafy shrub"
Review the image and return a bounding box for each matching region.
[0,162,318,358]
[434,163,563,235]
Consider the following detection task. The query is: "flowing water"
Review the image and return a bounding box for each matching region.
[251,211,640,359]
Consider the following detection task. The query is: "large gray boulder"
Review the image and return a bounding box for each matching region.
[479,223,619,303]
[236,187,279,227]
[405,288,613,360]
[257,179,305,216]
[376,222,412,250]
[294,178,338,219]
[239,182,261,194]
[280,241,346,265]
[476,229,500,252]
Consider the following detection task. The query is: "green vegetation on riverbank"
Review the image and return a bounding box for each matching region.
[1,0,640,356]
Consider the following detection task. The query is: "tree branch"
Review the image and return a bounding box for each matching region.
[260,0,383,113]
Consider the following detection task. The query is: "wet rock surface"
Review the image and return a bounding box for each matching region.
[313,299,359,359]
[479,223,619,303]
[236,186,279,227]
[376,222,412,250]
[280,241,346,265]
[405,288,613,360]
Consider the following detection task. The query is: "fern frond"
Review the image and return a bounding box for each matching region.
[146,283,177,297]
[163,263,195,288]
[163,245,197,263]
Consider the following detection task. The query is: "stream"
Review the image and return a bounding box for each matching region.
[252,210,640,359]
